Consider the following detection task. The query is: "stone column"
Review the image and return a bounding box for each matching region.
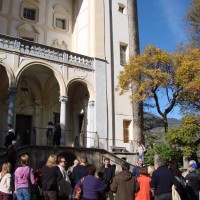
[88,101,96,147]
[59,96,68,146]
[7,87,17,125]
[83,98,88,147]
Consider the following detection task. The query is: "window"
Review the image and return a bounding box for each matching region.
[53,5,70,32]
[21,2,39,22]
[118,3,125,13]
[123,120,131,143]
[120,44,127,65]
[23,8,36,20]
[53,12,69,32]
[56,18,66,30]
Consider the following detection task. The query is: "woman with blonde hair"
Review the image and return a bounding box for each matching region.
[147,165,155,177]
[0,162,12,200]
[41,154,62,200]
[14,154,35,200]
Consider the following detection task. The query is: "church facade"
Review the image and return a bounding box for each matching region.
[0,0,134,151]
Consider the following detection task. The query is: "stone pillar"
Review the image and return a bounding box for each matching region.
[59,96,68,146]
[88,101,96,147]
[7,87,17,125]
[83,98,88,147]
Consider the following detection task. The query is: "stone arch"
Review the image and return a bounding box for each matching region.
[0,62,16,87]
[66,78,96,148]
[15,60,66,96]
[66,78,95,101]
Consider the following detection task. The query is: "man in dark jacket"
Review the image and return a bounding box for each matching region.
[99,158,115,200]
[132,157,144,178]
[185,163,200,200]
[110,162,139,200]
[4,123,15,147]
[150,158,179,200]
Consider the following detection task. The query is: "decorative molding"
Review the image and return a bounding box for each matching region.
[74,69,88,78]
[52,39,68,50]
[53,4,69,14]
[0,52,7,62]
[59,96,68,103]
[8,87,17,96]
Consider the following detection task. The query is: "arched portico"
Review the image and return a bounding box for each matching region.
[66,78,96,148]
[7,61,67,147]
[0,63,17,137]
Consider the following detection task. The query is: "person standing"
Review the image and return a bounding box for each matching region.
[53,122,61,146]
[135,167,151,200]
[0,162,12,200]
[41,154,63,200]
[150,158,178,200]
[185,163,200,200]
[6,140,17,174]
[46,122,55,146]
[110,162,139,200]
[71,155,88,185]
[99,157,115,200]
[75,164,107,200]
[132,158,144,178]
[14,154,35,200]
[4,124,15,148]
[134,142,146,164]
[57,156,72,200]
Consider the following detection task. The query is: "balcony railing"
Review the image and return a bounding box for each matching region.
[0,34,94,70]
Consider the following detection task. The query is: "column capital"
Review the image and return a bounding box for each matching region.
[59,96,68,103]
[88,100,95,107]
[8,87,17,96]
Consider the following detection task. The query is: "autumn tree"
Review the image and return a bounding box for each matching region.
[175,48,200,113]
[185,0,200,47]
[166,114,200,158]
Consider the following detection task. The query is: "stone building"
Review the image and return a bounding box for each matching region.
[0,0,134,151]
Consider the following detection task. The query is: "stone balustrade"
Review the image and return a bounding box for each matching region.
[0,34,94,70]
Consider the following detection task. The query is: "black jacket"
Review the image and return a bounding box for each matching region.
[41,165,62,191]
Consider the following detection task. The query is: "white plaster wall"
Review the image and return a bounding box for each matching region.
[104,0,133,150]
[0,17,7,34]
[94,59,108,150]
[1,0,10,14]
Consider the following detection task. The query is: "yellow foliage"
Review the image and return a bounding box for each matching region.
[117,45,200,107]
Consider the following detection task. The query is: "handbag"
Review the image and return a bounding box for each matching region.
[74,177,84,200]
[74,186,82,200]
[28,167,37,194]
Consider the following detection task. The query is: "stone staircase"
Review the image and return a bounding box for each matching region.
[0,146,135,173]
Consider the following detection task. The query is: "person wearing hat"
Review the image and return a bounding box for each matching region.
[185,163,200,200]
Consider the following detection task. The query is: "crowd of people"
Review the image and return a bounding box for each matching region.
[0,152,199,200]
[1,125,200,200]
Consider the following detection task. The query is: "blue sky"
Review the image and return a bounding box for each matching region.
[137,0,191,119]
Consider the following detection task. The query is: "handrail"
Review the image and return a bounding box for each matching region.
[0,33,94,70]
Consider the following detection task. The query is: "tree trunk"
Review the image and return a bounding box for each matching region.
[163,115,168,133]
[127,0,143,145]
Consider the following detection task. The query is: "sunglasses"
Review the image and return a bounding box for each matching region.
[60,160,67,163]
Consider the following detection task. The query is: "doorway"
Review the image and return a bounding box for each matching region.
[16,114,32,146]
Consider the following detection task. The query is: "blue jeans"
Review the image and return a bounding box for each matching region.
[138,154,145,164]
[17,188,31,200]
